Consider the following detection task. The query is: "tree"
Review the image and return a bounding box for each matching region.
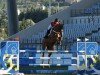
[0,12,8,39]
[19,9,48,23]
[19,19,35,31]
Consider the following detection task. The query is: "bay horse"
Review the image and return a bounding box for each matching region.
[42,23,63,64]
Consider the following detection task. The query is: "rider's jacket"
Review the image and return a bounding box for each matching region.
[44,21,63,38]
[48,21,61,30]
[51,21,61,27]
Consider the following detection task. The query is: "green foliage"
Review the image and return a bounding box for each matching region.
[19,9,48,23]
[19,19,35,31]
[0,12,8,39]
[95,56,100,63]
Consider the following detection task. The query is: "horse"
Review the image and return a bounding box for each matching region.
[42,23,63,64]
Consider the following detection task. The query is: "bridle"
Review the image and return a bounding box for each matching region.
[52,30,61,41]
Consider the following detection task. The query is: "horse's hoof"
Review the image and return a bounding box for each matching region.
[42,66,45,68]
[48,65,50,68]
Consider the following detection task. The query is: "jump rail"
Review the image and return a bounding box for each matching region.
[20,57,77,59]
[20,50,78,53]
[29,64,77,66]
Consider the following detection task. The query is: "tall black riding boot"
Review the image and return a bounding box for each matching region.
[44,29,51,38]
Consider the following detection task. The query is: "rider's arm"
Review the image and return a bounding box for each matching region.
[47,24,52,30]
[46,24,52,36]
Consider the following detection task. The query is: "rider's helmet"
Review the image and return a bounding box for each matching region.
[51,18,60,27]
[54,18,59,22]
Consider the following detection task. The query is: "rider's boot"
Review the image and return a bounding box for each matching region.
[44,33,49,38]
[44,29,51,38]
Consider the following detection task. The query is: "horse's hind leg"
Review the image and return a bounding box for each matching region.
[48,52,52,64]
[42,43,45,58]
[42,52,44,64]
[48,46,54,64]
[48,52,52,57]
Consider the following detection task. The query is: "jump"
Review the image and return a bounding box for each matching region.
[42,18,63,64]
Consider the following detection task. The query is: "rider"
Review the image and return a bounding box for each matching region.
[44,18,63,44]
[44,18,60,38]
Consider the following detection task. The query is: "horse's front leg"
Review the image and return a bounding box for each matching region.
[42,41,46,64]
[48,52,52,64]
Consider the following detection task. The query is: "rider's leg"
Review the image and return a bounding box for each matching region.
[44,29,51,38]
